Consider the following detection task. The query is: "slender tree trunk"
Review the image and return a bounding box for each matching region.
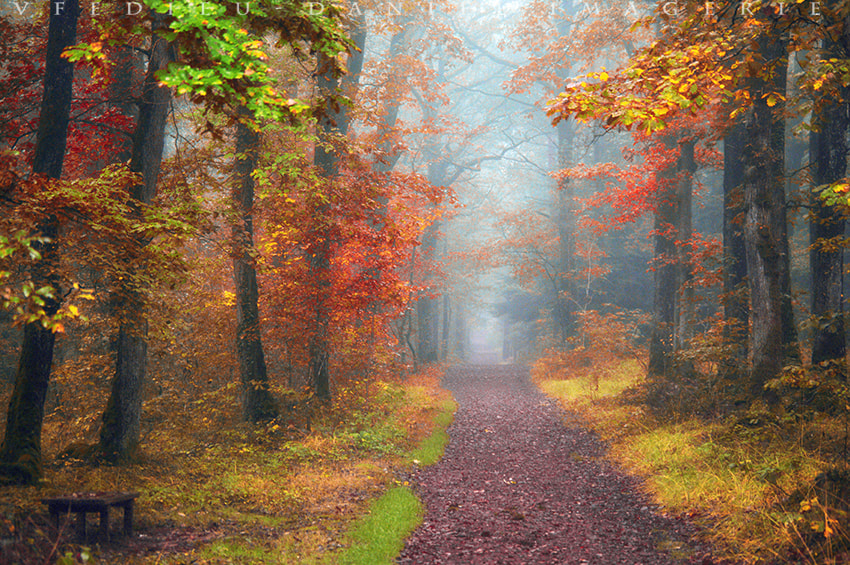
[0,0,78,485]
[554,2,576,344]
[721,120,749,376]
[99,12,175,461]
[233,110,278,421]
[742,31,790,401]
[809,146,846,365]
[809,137,850,364]
[648,137,694,378]
[416,254,440,364]
[372,27,406,176]
[455,306,469,362]
[307,232,332,399]
[308,19,365,398]
[365,27,405,369]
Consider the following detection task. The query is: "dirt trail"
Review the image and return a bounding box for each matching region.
[398,364,715,565]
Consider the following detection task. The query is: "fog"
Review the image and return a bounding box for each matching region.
[355,0,652,363]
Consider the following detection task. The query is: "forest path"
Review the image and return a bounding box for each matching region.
[398,364,715,565]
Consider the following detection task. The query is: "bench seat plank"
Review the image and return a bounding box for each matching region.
[42,492,139,540]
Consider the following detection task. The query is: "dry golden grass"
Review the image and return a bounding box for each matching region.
[0,365,451,564]
[535,355,850,564]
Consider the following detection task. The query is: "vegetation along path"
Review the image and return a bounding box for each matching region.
[399,364,715,565]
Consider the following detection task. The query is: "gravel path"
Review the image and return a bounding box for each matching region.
[398,364,716,565]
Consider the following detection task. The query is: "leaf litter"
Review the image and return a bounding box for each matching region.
[399,364,719,565]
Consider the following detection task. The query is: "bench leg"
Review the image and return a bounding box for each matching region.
[123,502,134,536]
[76,512,87,541]
[99,507,109,541]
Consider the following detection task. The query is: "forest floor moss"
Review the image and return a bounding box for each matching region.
[0,365,454,564]
[535,357,850,564]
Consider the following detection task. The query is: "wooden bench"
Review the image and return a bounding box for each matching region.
[42,492,139,541]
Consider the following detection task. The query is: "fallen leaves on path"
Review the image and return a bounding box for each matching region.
[399,364,717,565]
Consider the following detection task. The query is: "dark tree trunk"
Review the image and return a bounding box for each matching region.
[99,12,174,461]
[648,138,695,378]
[307,232,332,399]
[233,110,278,421]
[809,150,846,365]
[373,28,406,176]
[721,120,749,376]
[809,6,849,366]
[742,32,790,401]
[308,20,365,398]
[416,257,440,364]
[0,0,78,485]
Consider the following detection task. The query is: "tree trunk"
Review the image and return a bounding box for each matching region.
[809,140,846,365]
[416,268,440,364]
[416,157,442,364]
[308,19,365,398]
[441,294,451,360]
[648,137,694,378]
[809,6,849,367]
[99,12,175,461]
[721,119,749,376]
[233,110,278,421]
[0,0,78,485]
[307,236,332,399]
[554,2,576,343]
[742,31,790,401]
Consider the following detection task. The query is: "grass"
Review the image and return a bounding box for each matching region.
[331,486,423,565]
[534,357,841,564]
[329,394,456,565]
[409,398,456,466]
[0,367,456,564]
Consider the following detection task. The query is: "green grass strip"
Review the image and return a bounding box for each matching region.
[410,398,456,466]
[333,396,456,565]
[335,486,423,565]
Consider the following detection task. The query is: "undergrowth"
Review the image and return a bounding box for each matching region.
[328,395,455,565]
[535,355,850,564]
[0,365,454,564]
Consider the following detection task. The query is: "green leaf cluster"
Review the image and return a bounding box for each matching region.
[146,0,350,123]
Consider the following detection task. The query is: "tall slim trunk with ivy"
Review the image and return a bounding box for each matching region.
[99,12,175,461]
[0,0,78,485]
[233,110,278,421]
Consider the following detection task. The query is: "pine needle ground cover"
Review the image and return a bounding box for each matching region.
[535,357,850,564]
[0,365,454,564]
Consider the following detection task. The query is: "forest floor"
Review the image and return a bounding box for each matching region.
[399,364,718,564]
[8,360,837,563]
[0,367,454,564]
